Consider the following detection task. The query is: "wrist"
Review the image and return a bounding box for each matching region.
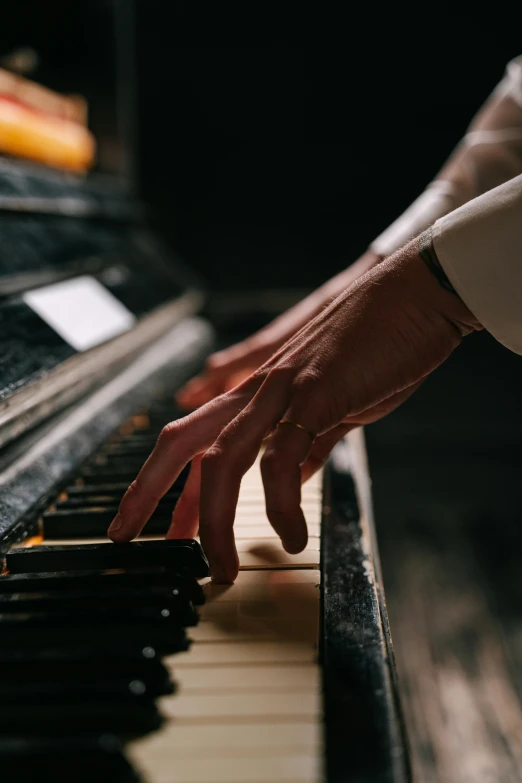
[406,234,483,336]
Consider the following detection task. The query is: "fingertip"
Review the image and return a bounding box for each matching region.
[210,562,238,585]
[108,514,133,543]
[282,534,308,555]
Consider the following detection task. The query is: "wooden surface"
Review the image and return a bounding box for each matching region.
[367,331,522,783]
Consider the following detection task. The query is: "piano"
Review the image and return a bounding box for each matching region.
[0,4,410,781]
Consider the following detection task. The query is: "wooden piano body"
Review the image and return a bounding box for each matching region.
[0,155,409,782]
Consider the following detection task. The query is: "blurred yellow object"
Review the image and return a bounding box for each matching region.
[0,96,95,171]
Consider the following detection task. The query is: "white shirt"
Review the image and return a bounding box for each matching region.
[370,56,522,353]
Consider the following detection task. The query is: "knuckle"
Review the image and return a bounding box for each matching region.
[260,448,282,475]
[158,419,184,443]
[201,447,224,473]
[267,364,294,384]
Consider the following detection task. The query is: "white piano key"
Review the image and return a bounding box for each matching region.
[237,538,320,569]
[234,524,320,539]
[129,720,320,756]
[173,641,318,666]
[161,690,321,720]
[170,664,320,693]
[130,753,322,783]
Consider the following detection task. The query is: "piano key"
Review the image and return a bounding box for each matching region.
[0,700,164,738]
[235,537,320,569]
[127,751,321,783]
[203,568,320,602]
[0,647,174,693]
[0,593,199,625]
[0,613,191,654]
[0,569,205,604]
[79,463,190,486]
[170,664,319,693]
[129,721,320,756]
[90,455,153,470]
[5,539,210,577]
[78,469,148,484]
[161,690,320,721]
[56,492,180,508]
[0,736,140,783]
[0,676,168,706]
[103,442,160,455]
[188,612,318,644]
[172,641,317,666]
[233,524,320,539]
[67,482,132,495]
[42,507,173,538]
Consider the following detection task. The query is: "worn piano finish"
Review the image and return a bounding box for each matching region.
[322,433,411,783]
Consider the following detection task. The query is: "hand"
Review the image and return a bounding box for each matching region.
[176,251,382,408]
[109,239,481,582]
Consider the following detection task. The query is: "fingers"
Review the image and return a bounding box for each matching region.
[261,421,316,553]
[299,381,426,482]
[176,375,226,410]
[176,342,270,409]
[199,370,294,583]
[166,454,203,539]
[108,382,260,543]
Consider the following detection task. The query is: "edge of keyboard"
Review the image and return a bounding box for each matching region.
[322,431,412,783]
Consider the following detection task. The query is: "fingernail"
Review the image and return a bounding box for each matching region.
[109,513,122,534]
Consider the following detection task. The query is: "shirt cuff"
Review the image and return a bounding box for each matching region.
[370,181,457,257]
[432,173,522,354]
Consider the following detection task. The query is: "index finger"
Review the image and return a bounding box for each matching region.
[108,383,259,542]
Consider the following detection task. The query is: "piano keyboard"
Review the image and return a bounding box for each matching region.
[0,396,323,783]
[128,462,323,783]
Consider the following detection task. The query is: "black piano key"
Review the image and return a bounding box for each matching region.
[0,676,168,705]
[0,569,205,603]
[0,613,191,654]
[102,442,159,455]
[56,492,180,509]
[79,463,190,487]
[5,539,210,577]
[0,647,174,694]
[79,469,147,484]
[68,482,131,495]
[0,587,198,620]
[0,736,140,783]
[0,594,199,625]
[42,507,174,538]
[0,700,163,738]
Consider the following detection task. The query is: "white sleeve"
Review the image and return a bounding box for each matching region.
[432,174,522,354]
[370,55,522,258]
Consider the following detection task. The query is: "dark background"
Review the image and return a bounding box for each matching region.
[1,1,520,294]
[135,3,522,291]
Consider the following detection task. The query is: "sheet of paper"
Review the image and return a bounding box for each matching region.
[22,275,136,352]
